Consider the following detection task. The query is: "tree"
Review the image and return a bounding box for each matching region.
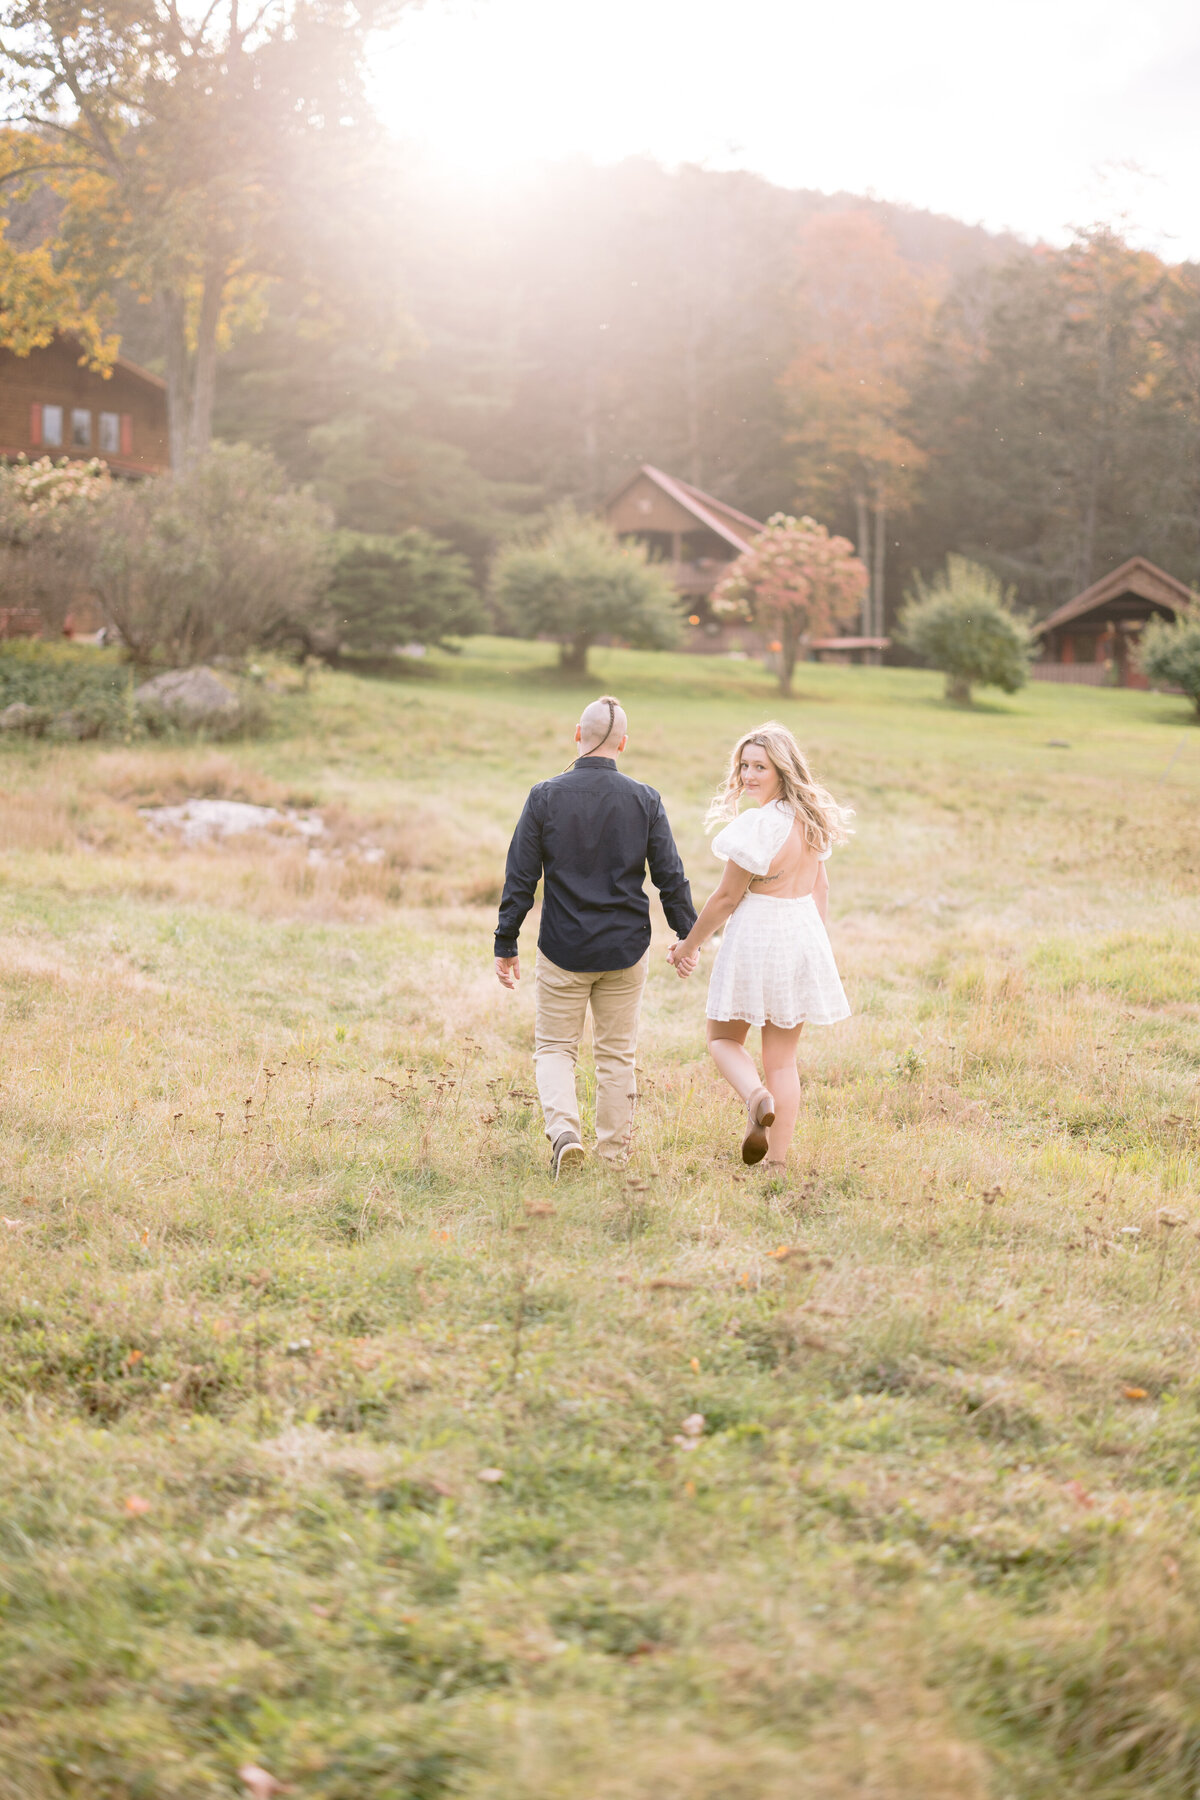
[711,513,867,696]
[898,556,1031,703]
[782,212,934,635]
[491,509,680,676]
[0,0,403,467]
[329,529,485,654]
[909,230,1174,609]
[92,443,332,666]
[1139,614,1200,717]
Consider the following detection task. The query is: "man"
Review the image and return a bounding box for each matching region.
[494,695,697,1177]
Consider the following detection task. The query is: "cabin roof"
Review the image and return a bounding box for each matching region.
[41,331,168,392]
[1033,556,1196,636]
[605,464,763,555]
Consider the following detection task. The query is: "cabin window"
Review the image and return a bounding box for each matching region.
[98,411,120,454]
[71,409,91,449]
[42,404,64,448]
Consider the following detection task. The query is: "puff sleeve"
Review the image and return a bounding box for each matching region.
[711,802,794,877]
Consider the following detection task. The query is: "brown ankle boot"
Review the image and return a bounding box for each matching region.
[741,1087,776,1165]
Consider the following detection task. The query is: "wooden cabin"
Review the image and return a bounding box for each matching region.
[1032,557,1196,688]
[0,333,169,479]
[605,464,765,651]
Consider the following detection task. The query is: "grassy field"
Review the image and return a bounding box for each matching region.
[2,638,1200,1800]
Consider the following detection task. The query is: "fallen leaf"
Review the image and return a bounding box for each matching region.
[477,1467,504,1484]
[123,1494,152,1516]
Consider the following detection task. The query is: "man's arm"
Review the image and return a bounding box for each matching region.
[646,796,696,940]
[494,790,543,978]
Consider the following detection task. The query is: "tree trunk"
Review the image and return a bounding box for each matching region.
[188,261,227,464]
[778,615,797,697]
[872,498,886,639]
[855,490,871,635]
[559,637,590,675]
[160,287,191,474]
[945,672,971,703]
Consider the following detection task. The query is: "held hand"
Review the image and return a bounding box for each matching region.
[495,955,520,989]
[667,941,699,980]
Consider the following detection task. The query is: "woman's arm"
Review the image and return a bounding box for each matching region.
[813,859,829,925]
[667,859,755,966]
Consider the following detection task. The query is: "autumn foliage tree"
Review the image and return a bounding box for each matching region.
[783,212,934,634]
[712,514,867,696]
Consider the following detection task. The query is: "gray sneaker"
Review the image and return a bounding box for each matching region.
[551,1133,586,1180]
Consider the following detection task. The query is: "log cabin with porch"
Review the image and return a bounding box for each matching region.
[1032,557,1196,688]
[0,332,169,479]
[605,464,888,662]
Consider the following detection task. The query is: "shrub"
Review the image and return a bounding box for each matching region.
[329,530,484,654]
[899,557,1032,703]
[92,444,333,667]
[1139,614,1200,715]
[0,639,134,738]
[491,508,680,675]
[0,456,113,636]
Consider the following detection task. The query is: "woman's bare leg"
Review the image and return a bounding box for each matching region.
[706,1019,762,1105]
[761,1022,804,1164]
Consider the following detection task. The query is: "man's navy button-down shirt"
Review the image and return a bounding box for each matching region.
[494,757,697,973]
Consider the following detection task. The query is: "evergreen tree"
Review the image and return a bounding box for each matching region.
[329,530,484,653]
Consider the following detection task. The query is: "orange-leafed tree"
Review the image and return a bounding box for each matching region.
[782,211,934,637]
[712,513,867,696]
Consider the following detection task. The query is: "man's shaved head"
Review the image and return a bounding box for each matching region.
[578,695,628,754]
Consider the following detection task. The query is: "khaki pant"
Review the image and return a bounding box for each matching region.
[534,951,649,1160]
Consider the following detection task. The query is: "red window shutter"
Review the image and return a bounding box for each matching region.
[120,413,133,456]
[30,403,42,447]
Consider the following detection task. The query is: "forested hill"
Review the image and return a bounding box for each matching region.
[205,157,1200,616]
[205,160,1017,570]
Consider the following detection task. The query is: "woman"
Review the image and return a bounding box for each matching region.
[668,723,852,1169]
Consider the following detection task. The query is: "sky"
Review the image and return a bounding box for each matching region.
[371,0,1200,259]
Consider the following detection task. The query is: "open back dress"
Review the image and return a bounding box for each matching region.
[705,800,851,1030]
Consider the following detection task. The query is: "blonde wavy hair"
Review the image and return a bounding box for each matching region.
[704,721,854,853]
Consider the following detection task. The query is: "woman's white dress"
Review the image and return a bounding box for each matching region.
[705,800,850,1029]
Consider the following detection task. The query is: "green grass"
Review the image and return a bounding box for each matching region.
[1,639,1199,1799]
